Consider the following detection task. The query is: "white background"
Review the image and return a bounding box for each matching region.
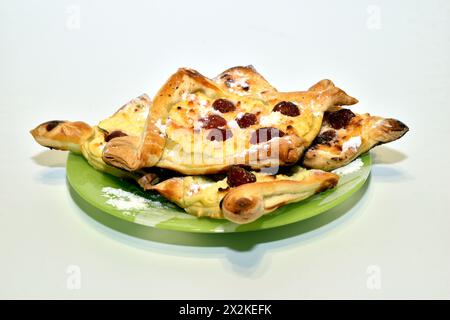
[1,0,449,299]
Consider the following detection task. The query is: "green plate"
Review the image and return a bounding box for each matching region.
[67,153,371,233]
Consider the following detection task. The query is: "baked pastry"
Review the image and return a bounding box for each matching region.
[213,65,277,97]
[30,95,340,225]
[102,66,358,174]
[30,90,341,224]
[302,108,409,171]
[150,165,339,224]
[30,94,158,184]
[30,120,93,153]
[30,65,409,226]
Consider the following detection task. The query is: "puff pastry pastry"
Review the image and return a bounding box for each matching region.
[302,108,409,170]
[30,94,157,184]
[30,65,409,225]
[30,91,340,224]
[150,166,338,224]
[102,66,358,174]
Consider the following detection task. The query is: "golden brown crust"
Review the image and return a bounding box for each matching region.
[271,79,358,108]
[302,109,409,171]
[369,118,409,143]
[30,120,93,153]
[102,67,358,174]
[153,134,303,175]
[102,135,142,171]
[29,65,410,226]
[151,177,185,205]
[213,65,277,97]
[142,69,220,167]
[78,95,150,181]
[30,95,154,184]
[101,68,221,171]
[30,94,150,157]
[221,171,338,223]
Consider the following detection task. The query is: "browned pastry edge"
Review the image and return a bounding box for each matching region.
[213,65,278,96]
[302,109,409,171]
[141,68,221,167]
[151,177,184,204]
[30,120,93,153]
[221,170,338,223]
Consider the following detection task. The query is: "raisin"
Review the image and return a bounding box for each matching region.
[44,120,64,131]
[314,130,336,145]
[105,130,128,142]
[227,166,257,187]
[212,99,236,113]
[236,113,257,128]
[250,127,285,144]
[207,128,233,142]
[324,109,355,129]
[201,114,227,129]
[273,101,300,116]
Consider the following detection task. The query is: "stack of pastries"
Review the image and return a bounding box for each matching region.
[31,66,408,224]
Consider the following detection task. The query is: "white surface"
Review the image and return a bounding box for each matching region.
[1,0,449,299]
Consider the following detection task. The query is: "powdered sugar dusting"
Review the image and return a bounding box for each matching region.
[187,184,202,196]
[227,120,239,129]
[101,187,163,212]
[182,92,196,102]
[154,119,167,135]
[259,112,282,127]
[332,158,364,176]
[342,136,362,153]
[193,120,203,131]
[187,182,214,196]
[228,77,249,89]
[100,188,195,227]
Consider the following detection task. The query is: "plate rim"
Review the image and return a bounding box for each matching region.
[67,153,371,233]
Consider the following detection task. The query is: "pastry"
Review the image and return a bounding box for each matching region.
[302,108,409,171]
[30,94,159,185]
[150,165,338,224]
[29,66,409,225]
[102,66,358,174]
[30,91,340,224]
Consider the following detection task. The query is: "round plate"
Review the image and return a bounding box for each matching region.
[67,153,371,233]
